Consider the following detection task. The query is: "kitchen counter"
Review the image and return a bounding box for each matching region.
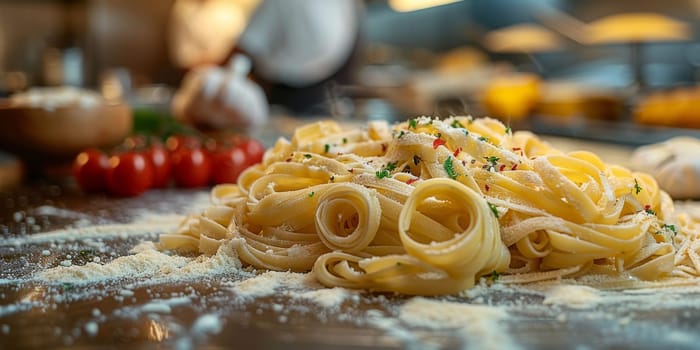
[1,135,699,350]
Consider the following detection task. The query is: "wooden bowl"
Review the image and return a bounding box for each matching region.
[0,100,132,162]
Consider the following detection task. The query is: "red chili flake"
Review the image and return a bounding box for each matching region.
[485,184,490,192]
[381,143,388,152]
[406,178,418,185]
[512,147,521,151]
[348,168,354,173]
[453,147,462,157]
[285,158,292,162]
[511,164,518,170]
[337,152,344,156]
[644,204,651,210]
[462,160,467,166]
[433,138,446,149]
[499,164,506,172]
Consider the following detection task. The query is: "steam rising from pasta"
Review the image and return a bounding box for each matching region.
[159,116,700,295]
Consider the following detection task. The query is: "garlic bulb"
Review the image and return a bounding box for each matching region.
[172,55,268,129]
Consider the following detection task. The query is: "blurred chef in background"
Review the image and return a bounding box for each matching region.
[169,0,362,129]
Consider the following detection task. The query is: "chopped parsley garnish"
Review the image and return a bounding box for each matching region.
[484,156,500,168]
[398,131,405,139]
[478,136,489,142]
[487,271,500,281]
[644,205,656,216]
[342,137,348,144]
[488,202,499,218]
[304,154,312,159]
[444,156,457,179]
[376,170,389,179]
[505,126,512,134]
[376,162,398,179]
[79,249,93,257]
[408,119,417,129]
[308,191,315,198]
[451,120,465,129]
[324,144,330,153]
[662,223,678,236]
[633,178,642,195]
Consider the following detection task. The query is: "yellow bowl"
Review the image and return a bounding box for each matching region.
[0,101,132,162]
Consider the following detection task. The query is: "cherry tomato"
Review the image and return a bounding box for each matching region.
[166,134,200,153]
[122,135,148,151]
[106,152,154,197]
[72,149,109,192]
[171,147,212,188]
[237,138,265,166]
[146,143,171,188]
[211,146,248,184]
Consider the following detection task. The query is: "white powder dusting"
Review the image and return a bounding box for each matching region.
[365,315,423,350]
[191,313,222,337]
[118,289,134,297]
[129,213,189,227]
[32,206,97,222]
[398,298,519,350]
[5,223,173,246]
[35,241,243,285]
[293,288,349,309]
[36,242,190,284]
[0,302,35,317]
[84,322,98,337]
[141,302,172,314]
[542,285,601,309]
[229,271,315,300]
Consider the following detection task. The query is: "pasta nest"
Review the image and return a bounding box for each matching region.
[160,116,700,295]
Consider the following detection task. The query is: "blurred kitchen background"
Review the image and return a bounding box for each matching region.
[4,0,700,120]
[3,0,700,187]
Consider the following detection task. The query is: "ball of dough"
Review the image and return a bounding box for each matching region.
[630,137,700,199]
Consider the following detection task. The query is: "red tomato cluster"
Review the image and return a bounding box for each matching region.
[73,134,265,196]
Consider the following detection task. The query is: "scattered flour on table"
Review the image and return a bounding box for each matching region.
[192,313,223,337]
[32,206,97,222]
[227,271,318,300]
[293,288,349,309]
[83,321,99,337]
[35,241,243,284]
[141,302,173,314]
[4,222,177,246]
[542,285,601,309]
[398,298,519,350]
